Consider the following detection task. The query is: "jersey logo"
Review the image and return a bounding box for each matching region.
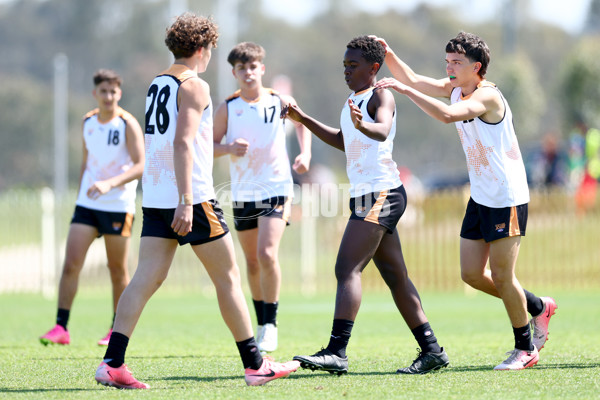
[495,222,506,232]
[235,109,243,116]
[112,222,123,231]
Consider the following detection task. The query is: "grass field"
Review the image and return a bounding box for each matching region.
[1,289,599,399]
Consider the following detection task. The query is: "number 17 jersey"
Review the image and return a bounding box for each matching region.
[142,65,215,209]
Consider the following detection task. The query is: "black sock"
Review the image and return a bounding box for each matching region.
[263,302,278,326]
[326,319,354,358]
[513,324,534,351]
[236,337,263,370]
[253,300,265,326]
[56,308,70,330]
[103,331,129,368]
[523,289,544,317]
[411,322,442,354]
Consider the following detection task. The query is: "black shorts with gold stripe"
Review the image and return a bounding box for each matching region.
[232,196,291,231]
[460,197,528,243]
[141,199,229,245]
[71,205,134,237]
[349,185,406,234]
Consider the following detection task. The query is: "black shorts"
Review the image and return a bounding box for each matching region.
[349,185,406,233]
[141,199,229,246]
[71,205,134,237]
[460,197,528,242]
[232,196,291,231]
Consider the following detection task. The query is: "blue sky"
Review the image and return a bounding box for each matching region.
[262,0,592,34]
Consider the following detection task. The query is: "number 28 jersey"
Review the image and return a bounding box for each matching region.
[142,65,215,209]
[76,108,138,213]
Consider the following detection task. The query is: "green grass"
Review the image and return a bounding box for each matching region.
[1,290,599,399]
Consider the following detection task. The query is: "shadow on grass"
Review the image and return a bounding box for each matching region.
[28,354,203,361]
[436,362,600,373]
[0,388,102,394]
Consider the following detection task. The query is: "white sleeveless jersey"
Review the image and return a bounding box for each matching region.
[76,108,138,213]
[451,81,530,207]
[142,65,215,208]
[225,89,293,201]
[340,87,401,197]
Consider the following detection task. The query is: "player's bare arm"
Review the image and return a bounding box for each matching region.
[370,35,452,98]
[213,101,249,158]
[348,88,395,142]
[281,102,345,152]
[381,79,498,124]
[171,77,207,236]
[281,94,311,174]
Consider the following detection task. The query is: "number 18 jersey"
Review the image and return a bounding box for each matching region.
[142,65,215,209]
[76,108,138,213]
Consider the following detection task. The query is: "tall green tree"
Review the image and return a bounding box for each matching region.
[559,36,600,128]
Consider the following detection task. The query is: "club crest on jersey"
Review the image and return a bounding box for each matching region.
[112,222,123,231]
[495,223,506,233]
[235,109,243,116]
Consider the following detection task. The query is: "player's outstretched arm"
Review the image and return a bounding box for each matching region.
[385,79,494,124]
[281,102,344,152]
[371,35,452,99]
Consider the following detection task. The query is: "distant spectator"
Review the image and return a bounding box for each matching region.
[574,122,600,215]
[529,132,567,189]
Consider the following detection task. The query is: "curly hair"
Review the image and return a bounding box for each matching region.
[165,13,219,59]
[445,32,490,78]
[93,69,121,87]
[346,36,386,69]
[227,42,265,67]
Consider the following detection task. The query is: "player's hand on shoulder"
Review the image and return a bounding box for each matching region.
[374,77,407,94]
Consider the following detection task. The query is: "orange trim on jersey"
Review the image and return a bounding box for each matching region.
[354,87,374,97]
[159,64,197,83]
[460,80,496,100]
[117,107,135,122]
[234,87,280,104]
[201,202,226,237]
[364,190,388,225]
[121,213,134,237]
[83,108,100,120]
[508,206,521,236]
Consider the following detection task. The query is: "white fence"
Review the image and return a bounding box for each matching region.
[1,186,599,295]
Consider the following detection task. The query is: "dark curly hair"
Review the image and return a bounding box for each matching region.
[346,35,386,71]
[165,13,219,59]
[93,69,121,87]
[445,32,490,78]
[227,42,265,67]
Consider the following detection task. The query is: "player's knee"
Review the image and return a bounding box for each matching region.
[461,269,479,286]
[257,247,277,266]
[489,269,511,289]
[62,259,84,277]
